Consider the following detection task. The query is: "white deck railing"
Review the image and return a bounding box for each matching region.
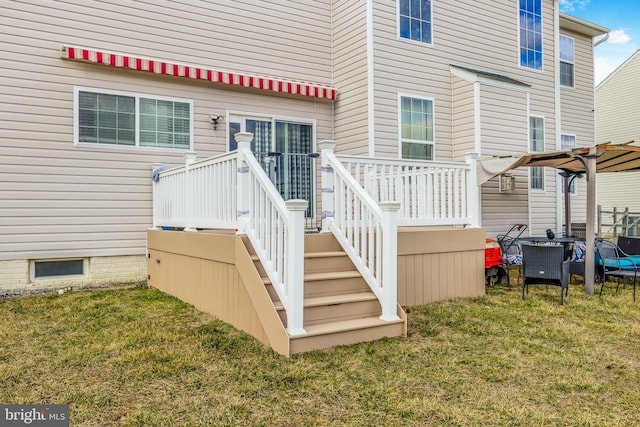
[335,155,472,226]
[152,151,238,230]
[319,141,400,321]
[152,133,307,336]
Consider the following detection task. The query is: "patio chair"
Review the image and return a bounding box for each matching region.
[497,236,523,287]
[521,242,570,305]
[595,239,638,302]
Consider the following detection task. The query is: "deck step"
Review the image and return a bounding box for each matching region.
[273,292,377,311]
[289,316,405,354]
[261,270,362,286]
[274,292,381,326]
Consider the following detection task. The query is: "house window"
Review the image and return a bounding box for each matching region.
[530,116,545,190]
[519,0,543,70]
[561,134,576,193]
[75,88,192,150]
[31,259,87,281]
[399,96,434,160]
[560,35,575,87]
[398,0,432,44]
[228,114,315,216]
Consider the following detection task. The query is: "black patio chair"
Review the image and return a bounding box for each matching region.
[595,239,638,302]
[521,242,570,305]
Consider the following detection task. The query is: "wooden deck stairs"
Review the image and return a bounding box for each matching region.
[244,233,407,355]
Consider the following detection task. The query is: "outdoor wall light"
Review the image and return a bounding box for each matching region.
[209,113,224,130]
[499,173,515,193]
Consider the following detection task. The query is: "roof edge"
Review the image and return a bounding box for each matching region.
[559,12,609,37]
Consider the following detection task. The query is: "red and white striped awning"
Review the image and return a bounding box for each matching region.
[60,45,337,101]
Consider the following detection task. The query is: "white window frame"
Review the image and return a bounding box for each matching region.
[561,133,577,194]
[397,94,436,161]
[397,0,434,46]
[73,86,194,151]
[30,258,89,282]
[517,0,544,72]
[559,35,575,88]
[529,115,545,191]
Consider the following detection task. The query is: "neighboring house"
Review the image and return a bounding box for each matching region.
[1,1,606,298]
[595,50,640,221]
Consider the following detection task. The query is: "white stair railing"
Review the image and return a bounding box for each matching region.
[235,133,307,336]
[319,140,400,321]
[152,134,308,336]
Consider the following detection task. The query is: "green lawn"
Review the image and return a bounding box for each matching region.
[1,283,639,426]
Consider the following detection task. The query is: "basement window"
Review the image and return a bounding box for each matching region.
[31,259,88,281]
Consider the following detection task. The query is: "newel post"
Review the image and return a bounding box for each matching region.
[380,201,401,321]
[235,132,254,235]
[464,152,482,228]
[285,199,308,336]
[183,152,198,232]
[318,140,336,233]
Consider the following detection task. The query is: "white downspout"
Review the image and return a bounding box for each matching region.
[366,0,375,157]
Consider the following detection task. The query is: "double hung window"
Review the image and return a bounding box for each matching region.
[399,96,435,161]
[560,35,575,87]
[75,88,192,150]
[561,134,577,193]
[529,116,545,190]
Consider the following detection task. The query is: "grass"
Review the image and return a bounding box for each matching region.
[1,283,639,426]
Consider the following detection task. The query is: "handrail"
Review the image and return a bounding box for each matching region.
[235,134,307,335]
[325,150,400,321]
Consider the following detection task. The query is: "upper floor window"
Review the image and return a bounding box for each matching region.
[399,95,434,160]
[519,0,543,70]
[529,116,545,190]
[75,88,192,150]
[399,0,432,44]
[560,35,575,87]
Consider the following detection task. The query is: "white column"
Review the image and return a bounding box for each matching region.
[464,152,482,228]
[183,152,198,232]
[380,201,401,321]
[235,132,253,235]
[318,140,336,233]
[585,149,597,295]
[285,199,308,335]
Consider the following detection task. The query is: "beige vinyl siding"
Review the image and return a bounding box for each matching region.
[371,0,559,232]
[371,0,557,158]
[451,78,476,159]
[596,51,640,212]
[3,0,332,84]
[332,0,369,155]
[558,30,596,224]
[0,1,333,261]
[477,84,530,237]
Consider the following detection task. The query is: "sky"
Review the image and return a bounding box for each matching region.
[559,0,640,85]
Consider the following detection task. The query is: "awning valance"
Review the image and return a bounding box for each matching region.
[60,45,337,101]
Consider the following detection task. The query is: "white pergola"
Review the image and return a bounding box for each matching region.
[477,142,640,295]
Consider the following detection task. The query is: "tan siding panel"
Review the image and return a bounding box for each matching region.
[1,1,334,260]
[332,0,369,155]
[595,51,640,215]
